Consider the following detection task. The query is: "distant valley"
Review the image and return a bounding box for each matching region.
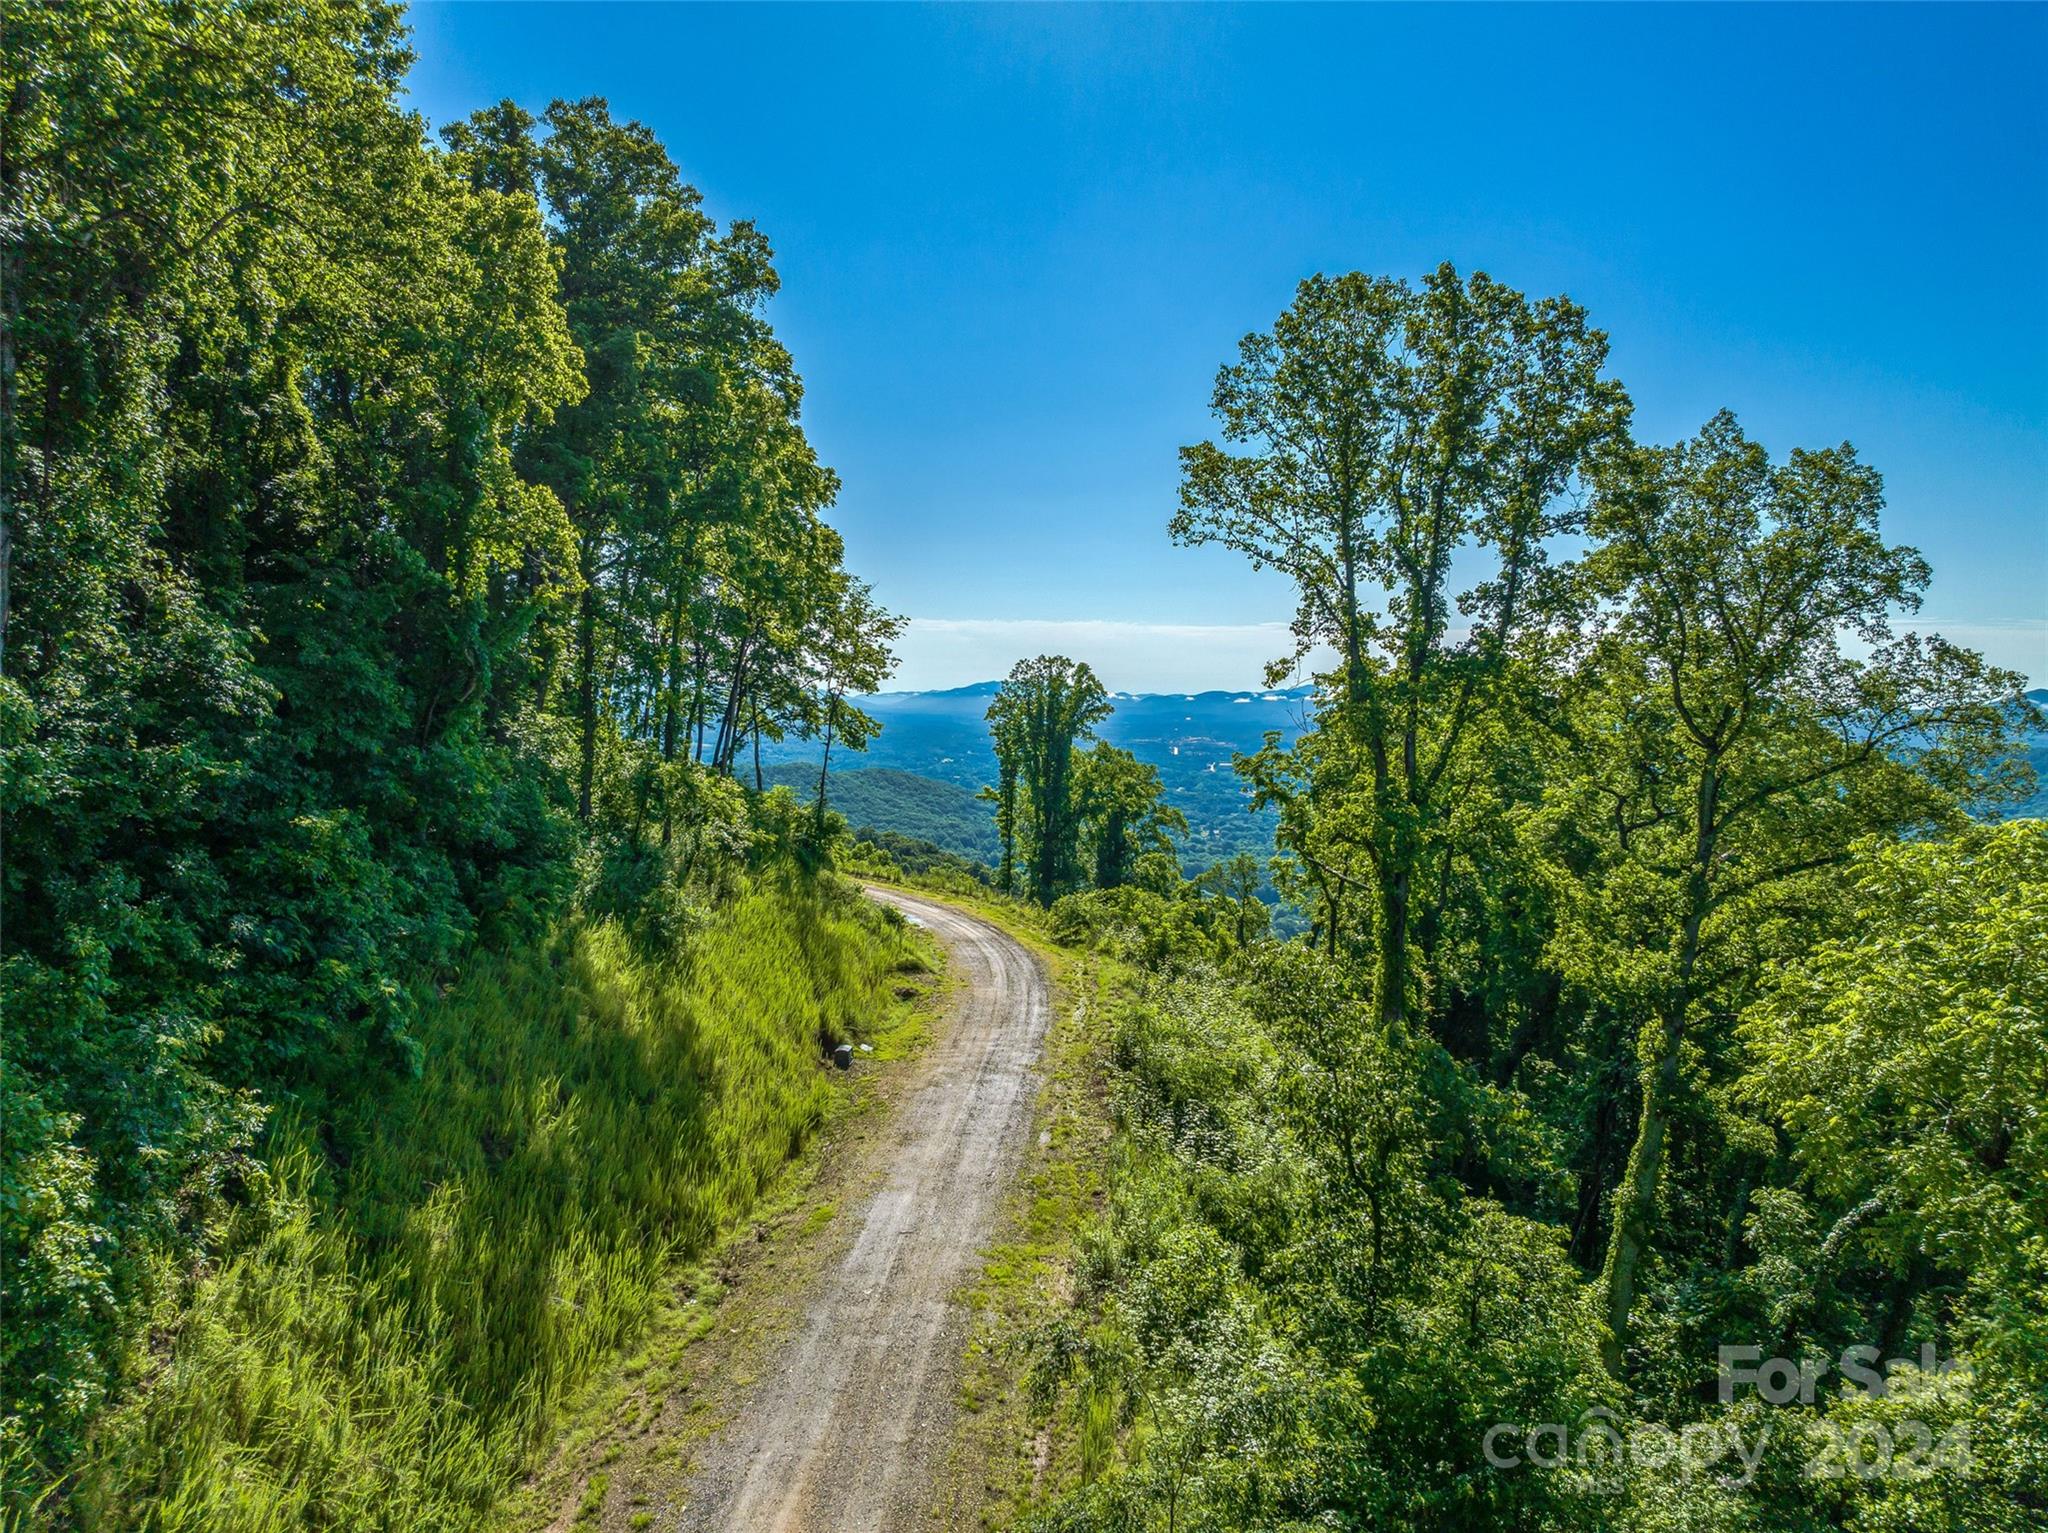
[2017,689,2048,818]
[759,682,1322,872]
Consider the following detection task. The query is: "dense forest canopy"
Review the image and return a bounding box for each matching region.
[1018,273,2044,1532]
[2,0,902,1508]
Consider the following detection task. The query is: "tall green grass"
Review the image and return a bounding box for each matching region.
[46,879,917,1532]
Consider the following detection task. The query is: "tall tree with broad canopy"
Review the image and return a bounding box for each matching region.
[1173,264,1629,1025]
[985,656,1113,906]
[1563,412,2034,1373]
[1075,741,1187,890]
[443,97,785,823]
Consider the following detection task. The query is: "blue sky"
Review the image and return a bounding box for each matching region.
[405,2,2046,691]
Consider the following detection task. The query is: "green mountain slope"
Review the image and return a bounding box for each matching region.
[764,763,999,865]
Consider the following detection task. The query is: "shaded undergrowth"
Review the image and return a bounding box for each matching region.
[44,880,917,1532]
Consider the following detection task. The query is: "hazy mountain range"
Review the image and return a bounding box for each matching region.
[758,682,1322,871]
[2017,689,2048,819]
[765,684,2048,872]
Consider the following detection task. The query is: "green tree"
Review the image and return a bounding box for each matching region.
[1075,741,1186,890]
[441,95,890,853]
[808,578,903,835]
[3,0,586,1467]
[1194,851,1271,950]
[981,710,1025,895]
[1242,723,1373,958]
[985,656,1113,905]
[1,6,904,1490]
[1567,412,2031,1371]
[444,97,779,822]
[1173,265,1627,1025]
[1743,821,2048,1397]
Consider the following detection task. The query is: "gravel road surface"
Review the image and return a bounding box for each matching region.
[673,888,1051,1532]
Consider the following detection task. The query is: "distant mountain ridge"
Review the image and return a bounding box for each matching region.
[778,683,2048,869]
[760,683,1320,871]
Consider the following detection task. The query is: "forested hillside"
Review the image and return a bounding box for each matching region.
[990,272,2045,1532]
[761,762,1000,864]
[1,2,906,1521]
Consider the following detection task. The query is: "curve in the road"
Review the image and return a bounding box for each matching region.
[674,887,1051,1533]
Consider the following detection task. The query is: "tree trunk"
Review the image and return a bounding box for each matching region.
[576,579,598,821]
[660,600,684,762]
[711,631,755,772]
[1599,1016,1678,1373]
[0,71,27,677]
[0,227,15,677]
[997,768,1017,895]
[1600,761,1719,1372]
[1377,862,1409,1026]
[686,639,706,764]
[814,693,836,835]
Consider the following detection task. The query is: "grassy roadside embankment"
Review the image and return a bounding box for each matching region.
[492,887,951,1530]
[44,878,924,1533]
[505,872,1122,1532]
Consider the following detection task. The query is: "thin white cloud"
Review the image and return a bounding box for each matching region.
[892,618,1335,694]
[888,615,2044,696]
[1825,617,2045,687]
[1905,619,2046,687]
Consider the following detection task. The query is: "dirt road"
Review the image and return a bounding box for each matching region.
[673,888,1051,1532]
